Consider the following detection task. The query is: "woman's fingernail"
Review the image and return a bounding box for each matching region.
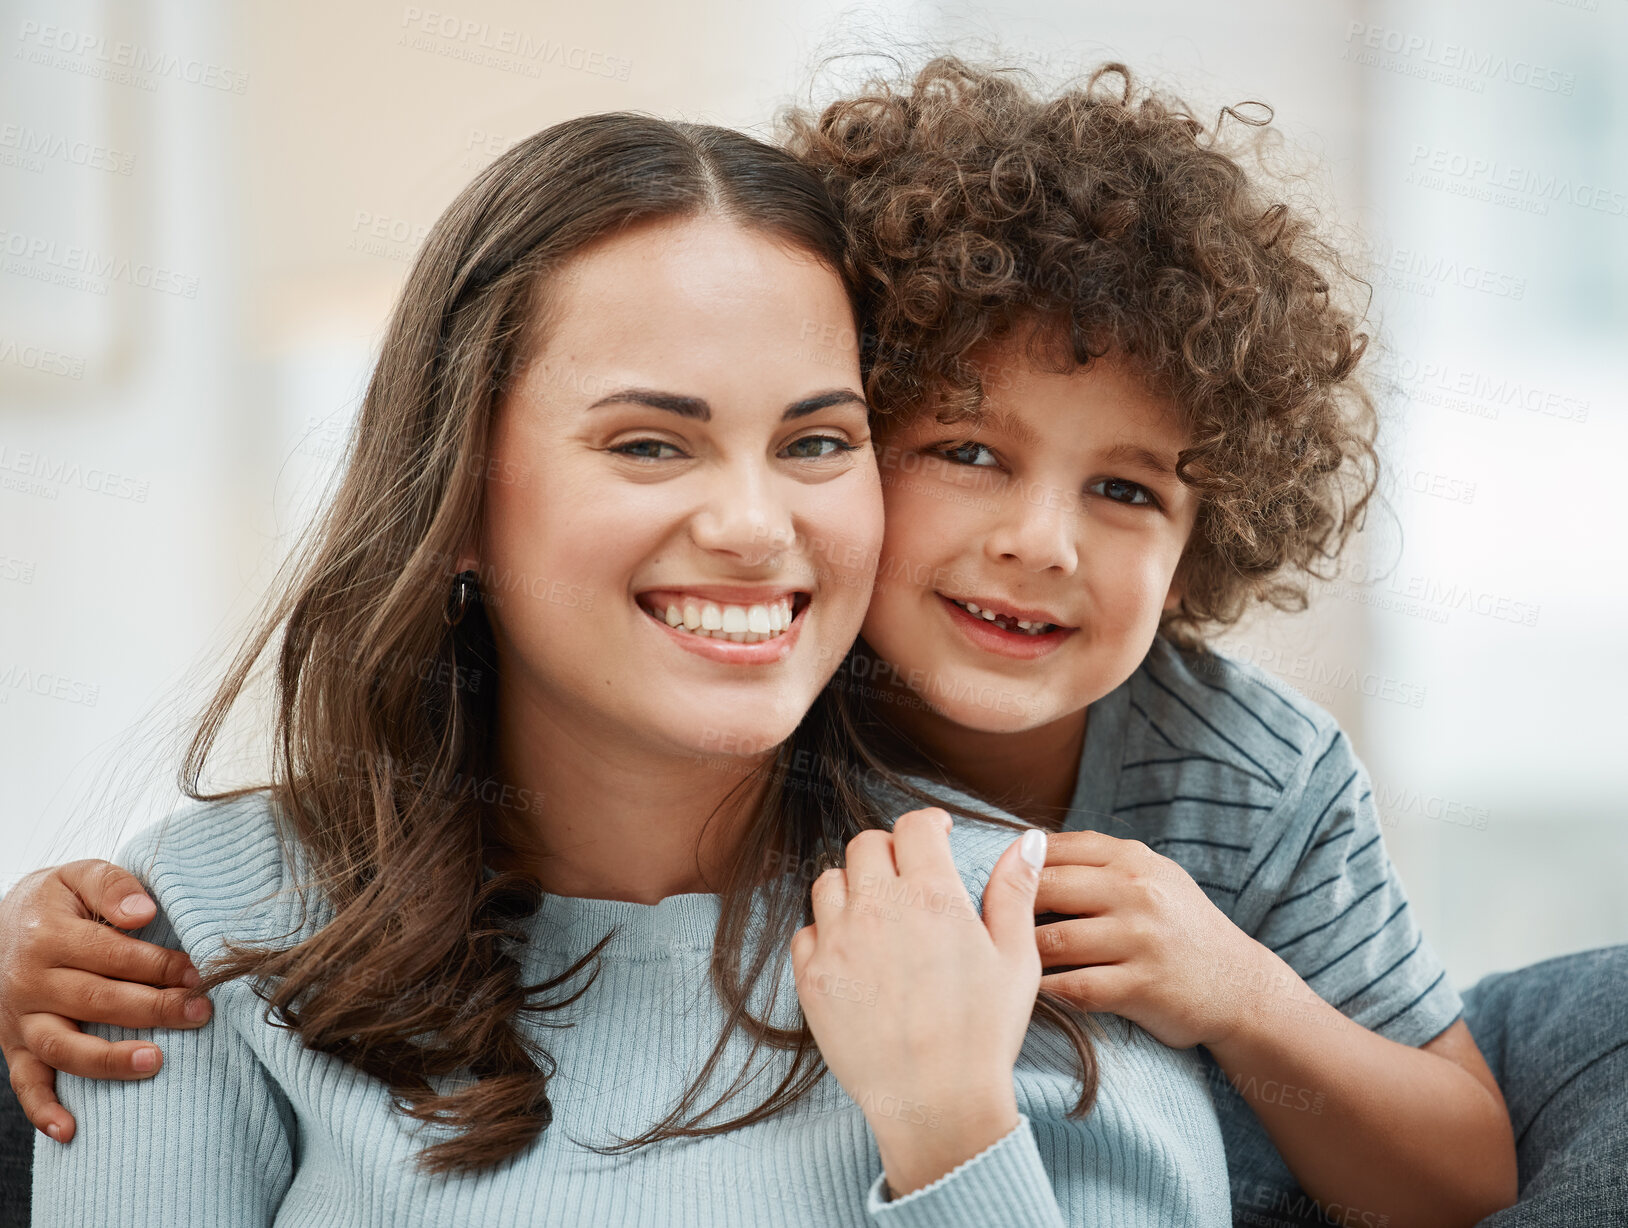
[181,966,201,989]
[1020,829,1047,873]
[45,1124,62,1142]
[132,1046,159,1072]
[184,998,211,1022]
[118,893,152,919]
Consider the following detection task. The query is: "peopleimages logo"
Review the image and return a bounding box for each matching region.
[1342,21,1576,95]
[0,226,199,298]
[0,445,150,502]
[13,20,249,93]
[1407,146,1628,219]
[1364,239,1527,300]
[397,7,631,80]
[1384,355,1591,425]
[0,124,136,175]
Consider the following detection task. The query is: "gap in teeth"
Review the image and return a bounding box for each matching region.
[654,596,797,643]
[952,597,1055,636]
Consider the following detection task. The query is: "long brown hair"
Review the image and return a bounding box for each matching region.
[178,112,1098,1176]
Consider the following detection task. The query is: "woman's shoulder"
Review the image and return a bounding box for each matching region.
[114,789,310,956]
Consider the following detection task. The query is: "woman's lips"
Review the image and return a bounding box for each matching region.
[637,592,810,665]
[936,592,1074,660]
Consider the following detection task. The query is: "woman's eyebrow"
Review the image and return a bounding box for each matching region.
[785,389,869,418]
[586,387,867,421]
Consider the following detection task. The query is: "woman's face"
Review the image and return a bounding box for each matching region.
[477,215,881,763]
[860,338,1200,733]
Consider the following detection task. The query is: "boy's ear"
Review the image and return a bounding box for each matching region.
[1162,555,1188,614]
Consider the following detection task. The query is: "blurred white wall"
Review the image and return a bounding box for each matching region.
[2,0,1623,988]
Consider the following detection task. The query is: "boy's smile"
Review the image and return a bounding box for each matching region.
[861,334,1200,737]
[935,591,1077,660]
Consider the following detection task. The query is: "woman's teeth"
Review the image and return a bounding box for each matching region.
[654,597,796,643]
[951,597,1058,636]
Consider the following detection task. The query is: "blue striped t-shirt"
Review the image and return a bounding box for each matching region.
[1061,634,1462,1047]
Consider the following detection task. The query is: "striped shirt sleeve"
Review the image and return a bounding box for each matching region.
[1246,728,1463,1047]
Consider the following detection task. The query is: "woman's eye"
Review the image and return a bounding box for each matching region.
[934,441,999,467]
[1089,477,1157,507]
[783,435,858,459]
[611,438,684,461]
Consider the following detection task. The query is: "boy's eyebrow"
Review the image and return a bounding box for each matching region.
[1103,441,1179,475]
[586,387,867,421]
[976,406,1044,448]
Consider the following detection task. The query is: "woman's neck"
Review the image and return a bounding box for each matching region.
[491,687,771,904]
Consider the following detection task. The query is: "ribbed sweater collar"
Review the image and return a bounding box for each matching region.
[529,888,727,960]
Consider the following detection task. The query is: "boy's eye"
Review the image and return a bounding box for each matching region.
[933,441,999,467]
[1090,477,1157,507]
[783,435,859,459]
[611,438,684,461]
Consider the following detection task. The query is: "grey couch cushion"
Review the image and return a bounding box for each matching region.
[0,1050,28,1228]
[1464,945,1628,1226]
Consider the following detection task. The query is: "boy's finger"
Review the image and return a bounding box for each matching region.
[1035,915,1126,970]
[19,1013,168,1082]
[1040,830,1121,868]
[1034,863,1118,916]
[7,1048,77,1142]
[55,860,154,928]
[59,920,198,989]
[45,969,211,1031]
[1040,963,1138,1013]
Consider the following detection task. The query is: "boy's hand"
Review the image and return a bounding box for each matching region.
[1033,830,1268,1050]
[0,860,211,1143]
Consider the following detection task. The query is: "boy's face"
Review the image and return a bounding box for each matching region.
[862,339,1200,733]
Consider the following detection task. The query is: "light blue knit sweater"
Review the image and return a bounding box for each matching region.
[31,790,1230,1226]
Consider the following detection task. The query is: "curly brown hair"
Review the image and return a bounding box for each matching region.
[782,56,1380,645]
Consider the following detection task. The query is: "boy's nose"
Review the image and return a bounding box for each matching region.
[985,484,1079,574]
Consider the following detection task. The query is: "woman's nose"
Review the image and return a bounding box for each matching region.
[688,461,796,566]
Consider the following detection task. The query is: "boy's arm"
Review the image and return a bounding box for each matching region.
[30,901,294,1226]
[1034,729,1517,1227]
[0,859,212,1142]
[1202,946,1513,1227]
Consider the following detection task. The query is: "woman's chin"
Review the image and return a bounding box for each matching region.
[652,713,797,766]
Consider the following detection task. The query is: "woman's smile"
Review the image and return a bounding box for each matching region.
[635,585,814,663]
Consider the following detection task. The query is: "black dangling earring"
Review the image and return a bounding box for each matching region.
[445,568,481,628]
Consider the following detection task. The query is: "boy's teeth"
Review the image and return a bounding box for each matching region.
[951,597,1056,636]
[652,597,797,643]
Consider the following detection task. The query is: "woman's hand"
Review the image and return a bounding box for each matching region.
[1034,830,1264,1050]
[790,808,1048,1199]
[0,860,211,1143]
